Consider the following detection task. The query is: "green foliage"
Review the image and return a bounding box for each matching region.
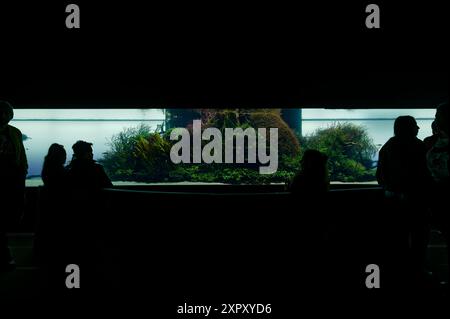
[100,124,173,182]
[133,133,173,181]
[165,109,200,129]
[201,109,300,159]
[99,116,377,184]
[249,112,300,158]
[301,122,377,182]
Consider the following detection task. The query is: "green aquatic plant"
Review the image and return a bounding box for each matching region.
[199,108,300,158]
[301,122,377,182]
[133,132,173,181]
[100,124,153,181]
[101,110,298,183]
[100,114,377,184]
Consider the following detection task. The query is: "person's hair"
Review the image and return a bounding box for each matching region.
[393,116,418,138]
[72,140,93,158]
[291,149,329,193]
[42,144,67,185]
[0,100,14,123]
[436,102,449,136]
[44,143,66,164]
[431,120,438,134]
[301,149,328,176]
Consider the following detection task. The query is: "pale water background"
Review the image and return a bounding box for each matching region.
[12,109,435,180]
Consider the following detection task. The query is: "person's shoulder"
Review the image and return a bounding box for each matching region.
[7,124,22,135]
[414,137,426,149]
[383,137,396,146]
[379,137,394,152]
[93,162,104,169]
[289,173,305,191]
[415,137,425,144]
[93,162,107,172]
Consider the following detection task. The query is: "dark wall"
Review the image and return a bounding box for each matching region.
[61,186,401,309]
[3,73,447,109]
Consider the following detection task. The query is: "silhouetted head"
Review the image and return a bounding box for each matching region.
[45,143,67,166]
[393,116,419,138]
[301,149,328,175]
[290,149,329,194]
[431,120,438,135]
[435,102,449,137]
[72,140,94,160]
[0,100,14,128]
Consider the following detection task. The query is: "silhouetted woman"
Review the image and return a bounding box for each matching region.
[290,149,329,195]
[35,144,67,269]
[289,149,330,235]
[288,149,331,285]
[42,143,67,190]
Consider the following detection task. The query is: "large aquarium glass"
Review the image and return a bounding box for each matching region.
[13,108,435,186]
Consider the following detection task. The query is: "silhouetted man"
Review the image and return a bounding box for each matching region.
[0,101,28,271]
[65,140,112,242]
[376,116,431,283]
[62,140,112,289]
[66,140,112,191]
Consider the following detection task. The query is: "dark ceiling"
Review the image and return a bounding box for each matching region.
[2,72,447,109]
[1,3,447,109]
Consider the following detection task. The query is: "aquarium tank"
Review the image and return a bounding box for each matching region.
[13,108,435,186]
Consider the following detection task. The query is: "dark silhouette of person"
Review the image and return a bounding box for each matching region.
[424,120,439,152]
[377,116,430,193]
[42,143,67,190]
[428,103,450,185]
[34,144,67,268]
[62,140,112,289]
[426,102,449,284]
[0,101,28,272]
[289,149,329,195]
[289,149,330,236]
[66,140,112,191]
[288,149,332,287]
[376,115,432,284]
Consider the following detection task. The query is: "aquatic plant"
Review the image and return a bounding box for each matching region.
[100,124,153,181]
[198,108,300,159]
[301,122,377,182]
[133,132,173,181]
[100,114,377,184]
[100,114,300,184]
